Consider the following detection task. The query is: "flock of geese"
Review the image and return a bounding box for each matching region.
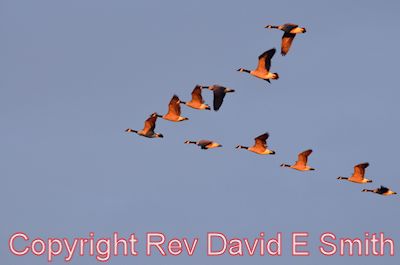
[125,23,397,197]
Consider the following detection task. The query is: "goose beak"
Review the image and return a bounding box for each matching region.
[394,192,397,195]
[205,106,211,110]
[270,151,276,155]
[200,86,209,89]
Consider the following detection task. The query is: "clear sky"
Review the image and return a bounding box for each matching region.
[1,0,399,264]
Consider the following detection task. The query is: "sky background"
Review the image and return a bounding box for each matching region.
[1,0,400,264]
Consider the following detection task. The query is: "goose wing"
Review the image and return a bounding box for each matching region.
[167,95,181,116]
[351,162,369,181]
[198,139,213,149]
[281,32,296,56]
[191,85,204,104]
[198,140,213,145]
[378,186,389,193]
[280,23,298,32]
[212,86,226,111]
[253,132,269,150]
[142,113,157,133]
[256,48,276,73]
[295,149,312,167]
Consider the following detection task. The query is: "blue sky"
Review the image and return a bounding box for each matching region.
[1,0,399,264]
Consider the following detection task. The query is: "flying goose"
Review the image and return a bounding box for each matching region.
[362,186,397,196]
[281,149,315,171]
[181,85,211,110]
[201,85,235,111]
[125,112,163,138]
[236,132,276,155]
[184,140,222,150]
[237,48,279,83]
[157,95,189,122]
[265,23,306,56]
[337,163,372,184]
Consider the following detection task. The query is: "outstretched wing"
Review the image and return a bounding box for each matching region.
[295,149,312,166]
[378,186,389,193]
[191,85,204,103]
[256,48,276,73]
[143,113,157,133]
[254,132,269,150]
[198,139,213,149]
[167,95,181,116]
[213,86,226,111]
[281,32,296,56]
[280,23,298,32]
[351,162,369,181]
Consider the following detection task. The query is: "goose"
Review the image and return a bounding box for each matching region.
[236,132,276,155]
[201,85,235,111]
[125,112,163,138]
[265,23,306,56]
[237,48,279,83]
[337,163,372,184]
[362,186,397,196]
[157,95,189,122]
[184,140,222,150]
[181,85,211,110]
[281,149,315,171]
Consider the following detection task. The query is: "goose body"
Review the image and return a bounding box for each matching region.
[362,186,397,196]
[125,112,163,138]
[181,85,210,110]
[337,163,372,184]
[237,48,279,83]
[201,85,235,111]
[158,95,189,122]
[236,132,276,155]
[281,149,315,171]
[184,140,222,150]
[265,23,306,56]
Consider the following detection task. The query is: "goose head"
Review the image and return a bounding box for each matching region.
[237,68,250,73]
